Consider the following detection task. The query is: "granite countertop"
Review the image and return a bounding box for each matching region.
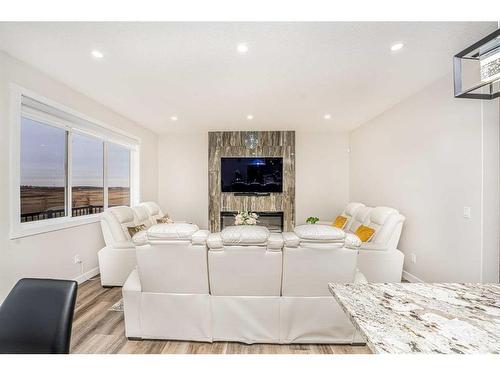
[328,283,500,354]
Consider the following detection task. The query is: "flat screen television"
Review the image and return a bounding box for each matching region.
[221,157,283,193]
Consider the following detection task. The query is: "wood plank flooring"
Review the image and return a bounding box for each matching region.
[71,277,371,354]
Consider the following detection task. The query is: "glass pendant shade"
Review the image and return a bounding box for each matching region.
[244,132,259,149]
[454,29,500,100]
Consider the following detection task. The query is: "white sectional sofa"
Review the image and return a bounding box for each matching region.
[122,224,364,344]
[98,202,170,287]
[319,202,406,282]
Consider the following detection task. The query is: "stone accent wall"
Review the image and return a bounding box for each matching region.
[208,131,295,232]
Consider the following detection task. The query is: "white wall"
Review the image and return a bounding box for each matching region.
[296,131,350,223]
[0,52,159,302]
[349,74,499,283]
[158,132,209,229]
[157,131,350,230]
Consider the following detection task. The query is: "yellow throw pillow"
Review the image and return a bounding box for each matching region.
[355,225,376,242]
[127,224,146,237]
[332,215,348,229]
[157,215,173,224]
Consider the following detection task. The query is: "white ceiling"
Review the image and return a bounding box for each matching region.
[0,22,496,134]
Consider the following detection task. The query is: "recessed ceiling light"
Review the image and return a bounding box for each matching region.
[237,43,249,54]
[246,114,254,120]
[170,116,178,121]
[323,114,331,120]
[91,50,104,59]
[390,42,404,52]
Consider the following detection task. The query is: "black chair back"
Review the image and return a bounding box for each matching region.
[0,278,78,354]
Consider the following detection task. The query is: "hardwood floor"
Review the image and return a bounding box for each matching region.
[71,277,371,354]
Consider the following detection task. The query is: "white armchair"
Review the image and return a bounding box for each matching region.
[98,206,138,287]
[98,202,174,287]
[345,206,406,282]
[316,202,406,283]
[359,207,405,282]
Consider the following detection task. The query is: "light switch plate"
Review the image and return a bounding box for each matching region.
[463,206,472,219]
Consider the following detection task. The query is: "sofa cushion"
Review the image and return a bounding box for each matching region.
[110,206,135,224]
[138,202,165,224]
[370,207,398,226]
[344,202,365,218]
[348,206,372,233]
[133,205,153,227]
[147,223,200,241]
[220,225,270,245]
[141,201,162,216]
[294,224,345,242]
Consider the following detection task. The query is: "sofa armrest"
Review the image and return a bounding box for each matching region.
[282,232,300,248]
[207,233,223,250]
[345,233,361,249]
[123,267,142,292]
[192,230,210,245]
[267,232,284,251]
[360,242,389,251]
[112,241,135,249]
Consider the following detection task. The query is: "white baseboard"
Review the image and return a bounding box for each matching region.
[402,270,425,283]
[74,266,100,284]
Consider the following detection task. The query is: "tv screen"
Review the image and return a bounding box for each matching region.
[221,157,283,193]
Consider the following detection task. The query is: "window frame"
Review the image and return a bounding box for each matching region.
[10,85,141,239]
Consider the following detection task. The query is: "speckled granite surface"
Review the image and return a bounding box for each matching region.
[329,283,500,354]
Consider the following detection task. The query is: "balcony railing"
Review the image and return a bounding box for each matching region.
[21,205,104,223]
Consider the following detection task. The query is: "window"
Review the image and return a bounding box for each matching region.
[20,117,67,222]
[72,133,104,217]
[11,88,139,237]
[108,143,131,207]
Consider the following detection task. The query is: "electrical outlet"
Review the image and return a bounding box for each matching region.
[74,255,82,264]
[411,253,417,264]
[463,206,472,219]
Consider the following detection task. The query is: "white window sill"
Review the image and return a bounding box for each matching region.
[10,213,102,239]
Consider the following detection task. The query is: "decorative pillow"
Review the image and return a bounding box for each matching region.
[332,215,348,229]
[355,225,376,242]
[127,224,147,237]
[157,215,173,224]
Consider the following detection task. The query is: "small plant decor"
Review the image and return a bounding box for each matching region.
[306,216,319,224]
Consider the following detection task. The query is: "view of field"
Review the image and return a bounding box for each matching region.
[20,186,130,222]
